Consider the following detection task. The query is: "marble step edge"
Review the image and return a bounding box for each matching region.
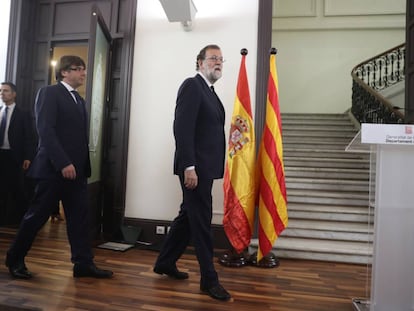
[284,151,369,159]
[284,219,373,233]
[283,126,356,132]
[287,203,371,214]
[261,249,372,264]
[250,237,373,256]
[280,228,373,242]
[287,189,368,199]
[286,177,368,186]
[281,113,350,119]
[288,211,373,223]
[285,166,369,173]
[284,156,369,163]
[286,183,369,193]
[283,132,356,138]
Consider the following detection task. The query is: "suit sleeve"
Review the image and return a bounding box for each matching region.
[22,110,37,161]
[35,87,72,171]
[173,78,201,172]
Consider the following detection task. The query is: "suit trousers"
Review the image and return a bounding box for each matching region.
[155,175,219,288]
[7,176,94,265]
[0,150,27,225]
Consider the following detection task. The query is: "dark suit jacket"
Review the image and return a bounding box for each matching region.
[173,74,225,180]
[3,105,36,166]
[28,82,91,179]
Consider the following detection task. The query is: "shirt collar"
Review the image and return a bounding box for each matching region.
[1,103,16,111]
[60,81,77,92]
[197,72,214,88]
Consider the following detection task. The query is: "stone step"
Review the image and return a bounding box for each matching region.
[282,118,353,126]
[283,124,356,132]
[288,202,371,215]
[285,167,369,180]
[282,136,356,143]
[286,219,373,233]
[283,131,356,138]
[283,142,351,150]
[284,148,369,159]
[263,112,372,264]
[288,208,373,223]
[284,157,370,169]
[286,177,369,192]
[287,189,368,206]
[281,113,350,120]
[249,237,372,264]
[280,227,373,242]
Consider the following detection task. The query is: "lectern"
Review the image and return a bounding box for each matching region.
[352,124,414,311]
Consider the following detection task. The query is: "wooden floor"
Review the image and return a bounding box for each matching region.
[0,221,371,311]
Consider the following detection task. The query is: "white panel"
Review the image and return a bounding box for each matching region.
[324,0,405,16]
[126,0,259,222]
[273,0,316,17]
[0,0,11,81]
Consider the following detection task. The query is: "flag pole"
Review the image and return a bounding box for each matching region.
[219,48,253,268]
[248,47,283,268]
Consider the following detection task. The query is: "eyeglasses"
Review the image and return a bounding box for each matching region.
[205,56,225,63]
[68,66,86,72]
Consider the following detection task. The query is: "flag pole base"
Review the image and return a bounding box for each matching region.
[218,249,249,268]
[248,251,280,268]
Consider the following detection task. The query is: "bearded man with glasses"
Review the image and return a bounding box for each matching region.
[153,44,231,301]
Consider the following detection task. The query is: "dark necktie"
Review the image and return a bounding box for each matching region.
[71,90,83,105]
[71,90,86,121]
[0,106,8,146]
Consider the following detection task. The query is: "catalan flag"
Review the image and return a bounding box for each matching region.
[223,49,256,253]
[257,49,288,262]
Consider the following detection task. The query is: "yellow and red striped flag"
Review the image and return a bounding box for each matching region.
[257,48,288,262]
[223,49,256,253]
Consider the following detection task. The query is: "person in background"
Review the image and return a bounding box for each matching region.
[5,55,113,280]
[153,44,231,301]
[0,82,36,226]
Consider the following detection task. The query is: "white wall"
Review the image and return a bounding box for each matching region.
[0,0,11,81]
[125,0,259,224]
[125,0,407,224]
[273,0,406,113]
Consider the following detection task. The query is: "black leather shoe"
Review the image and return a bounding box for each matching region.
[73,264,113,278]
[153,266,189,279]
[7,262,33,279]
[201,284,231,301]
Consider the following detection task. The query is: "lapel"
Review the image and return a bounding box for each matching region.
[196,74,225,123]
[9,106,17,126]
[57,82,87,120]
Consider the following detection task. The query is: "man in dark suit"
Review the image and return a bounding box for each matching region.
[0,82,36,225]
[5,55,113,279]
[153,45,231,301]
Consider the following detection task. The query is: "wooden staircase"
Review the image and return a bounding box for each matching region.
[250,113,373,264]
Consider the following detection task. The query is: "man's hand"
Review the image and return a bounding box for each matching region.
[184,169,198,189]
[22,160,31,170]
[61,164,76,180]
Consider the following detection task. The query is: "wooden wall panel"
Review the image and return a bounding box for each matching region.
[36,3,52,37]
[53,1,113,36]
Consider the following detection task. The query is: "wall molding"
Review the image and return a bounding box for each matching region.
[324,0,405,17]
[274,0,316,18]
[272,0,405,31]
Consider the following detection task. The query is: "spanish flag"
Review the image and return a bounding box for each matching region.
[223,49,256,253]
[257,48,288,262]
